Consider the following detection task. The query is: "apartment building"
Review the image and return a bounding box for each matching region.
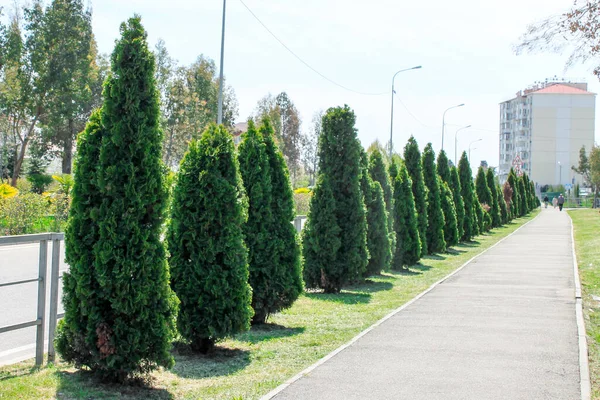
[498,81,595,186]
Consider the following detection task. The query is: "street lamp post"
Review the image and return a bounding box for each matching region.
[454,124,471,166]
[468,138,482,163]
[558,161,562,185]
[389,65,422,159]
[441,103,465,152]
[217,0,227,125]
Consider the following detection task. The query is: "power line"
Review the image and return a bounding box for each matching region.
[238,0,387,96]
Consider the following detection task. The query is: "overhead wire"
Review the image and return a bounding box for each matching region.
[238,0,387,96]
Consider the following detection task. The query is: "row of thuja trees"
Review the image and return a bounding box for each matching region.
[302,107,539,293]
[57,17,303,380]
[56,16,539,381]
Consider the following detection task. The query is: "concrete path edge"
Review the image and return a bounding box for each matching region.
[569,212,592,400]
[260,212,541,400]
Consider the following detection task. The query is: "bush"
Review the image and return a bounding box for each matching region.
[422,143,445,253]
[294,187,311,194]
[404,136,428,255]
[0,193,47,235]
[391,163,421,268]
[27,173,53,194]
[294,192,311,216]
[58,17,177,380]
[168,125,252,351]
[0,183,18,199]
[302,106,367,292]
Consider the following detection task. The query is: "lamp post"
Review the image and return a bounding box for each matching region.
[217,0,227,125]
[558,161,562,185]
[468,138,482,163]
[441,103,465,152]
[389,65,422,159]
[454,124,471,166]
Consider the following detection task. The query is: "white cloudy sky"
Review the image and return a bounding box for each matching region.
[18,0,600,167]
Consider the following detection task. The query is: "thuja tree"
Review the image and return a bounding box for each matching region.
[389,161,399,182]
[437,150,451,183]
[238,120,277,324]
[60,18,178,379]
[475,167,492,207]
[302,175,341,291]
[361,149,390,274]
[530,181,538,209]
[56,110,104,370]
[503,181,514,219]
[404,136,428,255]
[507,168,520,218]
[168,125,252,352]
[369,148,395,266]
[303,106,367,292]
[497,184,509,224]
[517,175,528,216]
[458,152,476,241]
[439,177,459,247]
[259,117,303,320]
[391,163,421,268]
[486,169,502,228]
[449,166,465,240]
[422,143,446,253]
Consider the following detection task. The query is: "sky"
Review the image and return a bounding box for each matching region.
[9,0,600,168]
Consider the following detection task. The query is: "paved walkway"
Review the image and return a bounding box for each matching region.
[270,209,581,400]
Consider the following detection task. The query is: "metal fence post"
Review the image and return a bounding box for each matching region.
[47,236,61,363]
[294,216,303,233]
[35,240,48,367]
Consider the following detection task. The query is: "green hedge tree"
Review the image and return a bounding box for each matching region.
[391,163,421,268]
[439,177,459,247]
[259,118,303,322]
[59,18,179,380]
[437,150,451,183]
[497,184,509,224]
[486,169,502,227]
[361,150,390,274]
[448,166,465,240]
[507,168,520,218]
[404,136,428,255]
[369,148,395,267]
[422,143,446,253]
[302,176,341,291]
[458,152,476,241]
[302,106,367,292]
[475,167,492,207]
[56,110,104,371]
[529,180,538,210]
[517,176,528,216]
[168,125,253,352]
[389,161,399,182]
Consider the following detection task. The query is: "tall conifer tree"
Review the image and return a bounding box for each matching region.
[486,169,502,227]
[439,177,459,247]
[391,163,421,268]
[458,152,476,241]
[422,143,446,253]
[404,136,428,254]
[449,166,465,240]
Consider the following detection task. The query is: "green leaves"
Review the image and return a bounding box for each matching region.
[391,163,421,268]
[404,136,428,255]
[422,143,446,253]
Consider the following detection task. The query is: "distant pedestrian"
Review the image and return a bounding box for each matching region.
[552,197,558,209]
[543,195,549,208]
[557,194,565,211]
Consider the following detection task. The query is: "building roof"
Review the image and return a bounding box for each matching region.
[529,83,595,95]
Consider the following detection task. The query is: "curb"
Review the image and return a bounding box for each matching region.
[569,212,592,400]
[260,212,541,400]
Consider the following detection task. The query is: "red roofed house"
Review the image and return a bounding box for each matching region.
[499,81,595,186]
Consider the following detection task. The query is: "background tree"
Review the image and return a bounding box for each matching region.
[448,166,465,240]
[360,148,390,275]
[498,184,509,224]
[168,125,252,352]
[88,17,177,378]
[302,105,367,292]
[422,143,446,253]
[301,110,322,186]
[458,152,476,241]
[517,175,528,216]
[572,145,596,206]
[486,169,502,227]
[369,147,395,266]
[503,181,514,219]
[259,117,303,322]
[437,150,451,183]
[56,110,104,370]
[475,166,492,207]
[439,177,459,247]
[391,163,421,268]
[302,175,341,291]
[403,136,428,254]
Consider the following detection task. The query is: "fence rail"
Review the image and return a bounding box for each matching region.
[0,232,63,366]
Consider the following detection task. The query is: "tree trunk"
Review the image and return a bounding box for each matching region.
[61,119,74,174]
[10,116,39,187]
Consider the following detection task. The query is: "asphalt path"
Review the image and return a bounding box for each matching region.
[270,209,581,400]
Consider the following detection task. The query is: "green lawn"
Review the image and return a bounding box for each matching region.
[0,212,538,400]
[569,208,600,399]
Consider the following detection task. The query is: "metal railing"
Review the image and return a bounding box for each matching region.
[0,233,63,366]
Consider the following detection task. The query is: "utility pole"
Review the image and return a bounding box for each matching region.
[389,66,422,160]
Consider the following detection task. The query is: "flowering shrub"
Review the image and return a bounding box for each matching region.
[0,193,48,235]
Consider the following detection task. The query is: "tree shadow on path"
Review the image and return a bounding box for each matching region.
[170,344,251,379]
